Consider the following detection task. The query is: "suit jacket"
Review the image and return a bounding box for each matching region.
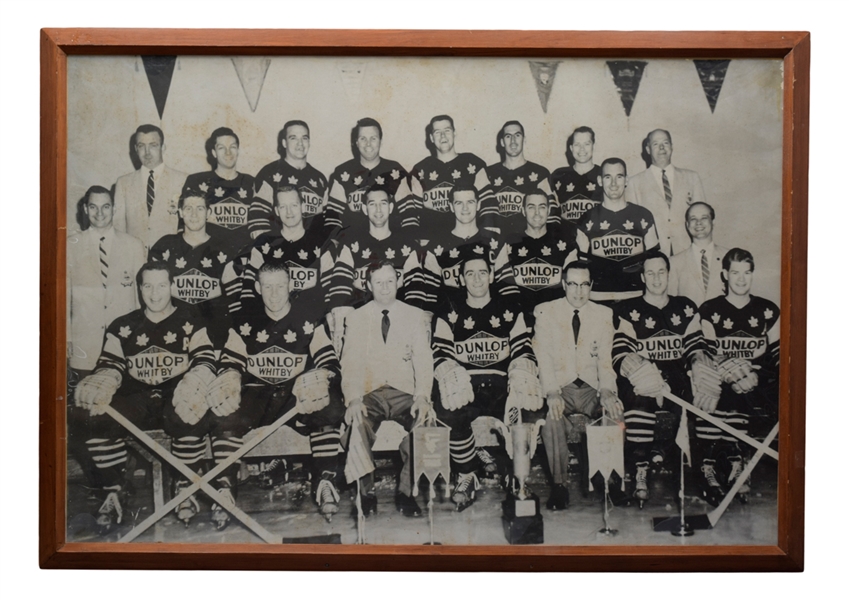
[67,227,146,370]
[340,299,434,402]
[669,242,729,307]
[625,165,706,256]
[113,165,187,250]
[533,298,616,396]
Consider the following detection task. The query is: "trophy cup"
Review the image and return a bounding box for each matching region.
[494,418,546,544]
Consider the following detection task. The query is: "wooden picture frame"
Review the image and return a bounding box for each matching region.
[40,28,809,571]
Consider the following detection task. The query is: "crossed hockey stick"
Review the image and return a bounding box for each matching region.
[105,404,298,544]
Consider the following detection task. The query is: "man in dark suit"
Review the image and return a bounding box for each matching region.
[669,202,728,306]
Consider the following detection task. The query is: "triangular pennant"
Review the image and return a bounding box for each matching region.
[606,60,648,117]
[586,421,625,491]
[141,55,177,120]
[527,61,561,113]
[694,59,731,113]
[411,425,450,496]
[232,57,271,112]
[337,60,368,104]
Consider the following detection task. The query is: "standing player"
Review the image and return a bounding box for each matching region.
[550,126,604,226]
[395,115,491,236]
[612,252,709,507]
[71,262,234,531]
[216,262,346,521]
[695,248,779,506]
[182,127,255,256]
[476,121,554,238]
[325,118,408,234]
[148,189,232,348]
[431,252,540,510]
[249,121,328,239]
[576,158,660,304]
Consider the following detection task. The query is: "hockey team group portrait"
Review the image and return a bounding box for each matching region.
[63,54,784,546]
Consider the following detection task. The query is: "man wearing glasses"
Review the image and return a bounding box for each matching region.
[531,260,622,510]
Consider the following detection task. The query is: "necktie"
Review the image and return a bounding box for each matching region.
[381,309,390,343]
[572,309,580,344]
[662,169,672,209]
[701,249,710,292]
[146,169,155,215]
[99,236,108,288]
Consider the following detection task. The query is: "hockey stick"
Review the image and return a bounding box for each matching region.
[106,405,298,543]
[661,390,778,460]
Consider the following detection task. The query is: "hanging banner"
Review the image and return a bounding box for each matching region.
[337,60,368,104]
[586,420,625,491]
[606,60,648,117]
[141,56,177,120]
[412,425,450,496]
[694,59,731,113]
[232,57,272,113]
[528,61,561,113]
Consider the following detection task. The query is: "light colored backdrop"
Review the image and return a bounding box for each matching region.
[67,55,783,302]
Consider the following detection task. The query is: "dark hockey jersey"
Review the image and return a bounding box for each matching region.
[325,157,408,232]
[550,164,603,225]
[395,152,490,233]
[182,171,255,256]
[699,295,780,372]
[96,305,215,393]
[503,224,579,311]
[432,297,535,377]
[476,160,555,237]
[576,203,659,301]
[249,159,328,238]
[220,301,339,388]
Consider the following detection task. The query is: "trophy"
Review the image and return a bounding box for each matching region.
[494,418,546,544]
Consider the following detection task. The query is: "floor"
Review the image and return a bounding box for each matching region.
[67,450,777,546]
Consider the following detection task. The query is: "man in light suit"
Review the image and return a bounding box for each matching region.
[532,260,622,509]
[625,129,707,256]
[68,185,146,378]
[341,259,435,518]
[113,124,187,250]
[669,202,728,306]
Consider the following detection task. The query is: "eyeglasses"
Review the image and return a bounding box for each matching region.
[565,282,591,290]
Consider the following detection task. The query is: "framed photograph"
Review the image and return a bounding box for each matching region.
[40,28,808,571]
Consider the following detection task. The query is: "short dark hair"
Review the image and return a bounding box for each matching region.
[641,129,673,168]
[134,124,164,146]
[136,261,173,289]
[640,251,671,273]
[451,184,478,202]
[363,183,395,204]
[76,185,112,231]
[178,188,211,210]
[206,127,239,169]
[460,254,491,276]
[600,157,628,177]
[274,184,304,207]
[429,114,454,131]
[258,260,290,279]
[564,259,593,283]
[685,201,716,223]
[496,120,524,159]
[565,126,596,167]
[722,248,755,272]
[277,120,310,159]
[366,258,398,283]
[523,189,549,209]
[351,117,383,158]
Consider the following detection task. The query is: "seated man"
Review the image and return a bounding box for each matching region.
[341,260,434,518]
[216,261,345,521]
[71,262,234,531]
[531,261,623,510]
[432,251,540,510]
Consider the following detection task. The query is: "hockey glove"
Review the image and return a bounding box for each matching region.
[75,369,122,416]
[434,359,474,411]
[718,357,759,394]
[172,366,215,425]
[293,368,333,414]
[690,358,723,412]
[506,357,543,412]
[208,369,242,417]
[628,360,668,398]
[619,352,645,379]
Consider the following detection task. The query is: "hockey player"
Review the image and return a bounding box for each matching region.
[475,120,555,237]
[182,127,255,257]
[576,158,660,304]
[612,252,709,507]
[694,248,779,506]
[71,262,238,531]
[341,260,435,518]
[431,252,539,510]
[148,189,232,348]
[325,117,408,234]
[249,120,328,239]
[215,261,346,521]
[550,126,604,226]
[395,114,491,236]
[504,191,579,314]
[225,185,336,316]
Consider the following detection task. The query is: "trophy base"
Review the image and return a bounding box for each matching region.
[501,494,544,545]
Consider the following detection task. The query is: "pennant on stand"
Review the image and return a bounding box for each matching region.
[694,59,731,113]
[337,60,368,104]
[586,420,625,491]
[411,425,450,496]
[141,56,177,120]
[606,60,648,117]
[232,57,271,113]
[528,61,561,113]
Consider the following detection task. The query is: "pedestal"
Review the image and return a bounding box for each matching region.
[501,494,544,544]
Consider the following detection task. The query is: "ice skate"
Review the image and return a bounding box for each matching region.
[451,472,480,512]
[633,461,650,509]
[699,459,726,508]
[315,472,340,523]
[726,455,751,504]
